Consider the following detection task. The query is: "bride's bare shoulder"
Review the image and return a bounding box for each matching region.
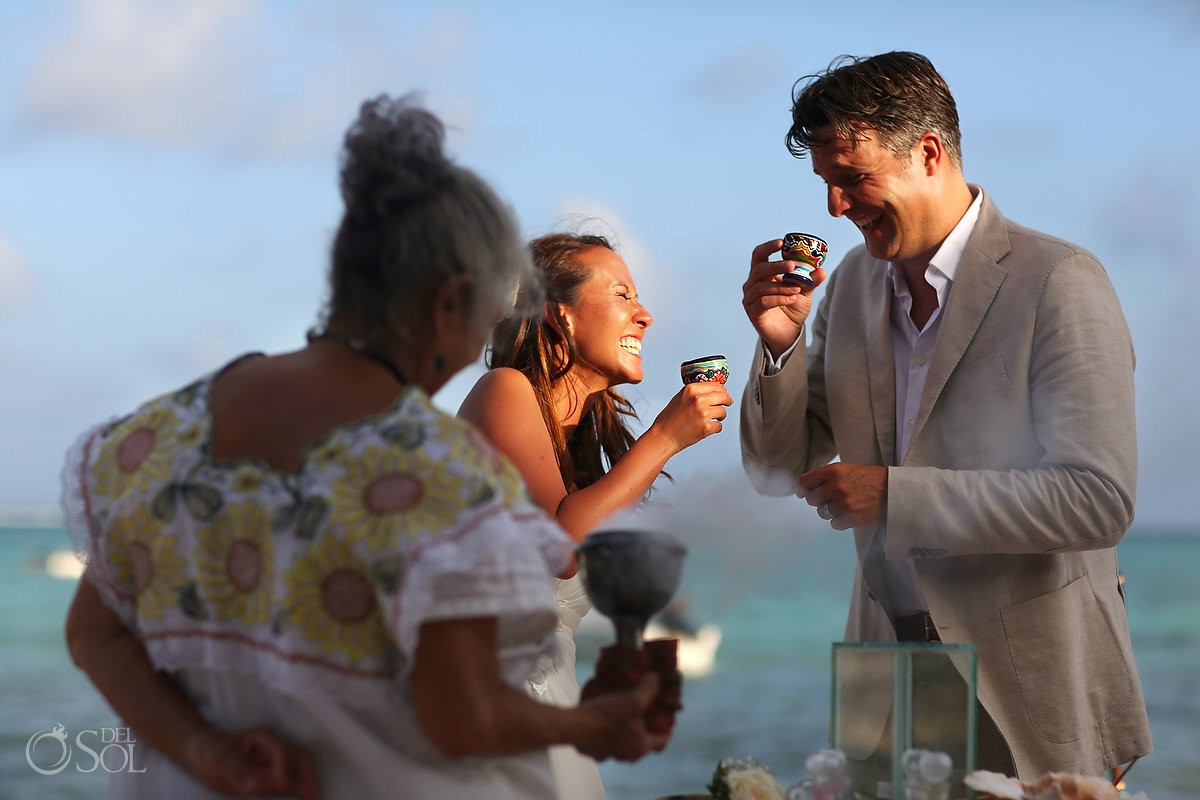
[458,367,540,420]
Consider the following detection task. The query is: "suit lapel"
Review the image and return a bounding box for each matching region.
[911,195,1011,452]
[865,275,897,466]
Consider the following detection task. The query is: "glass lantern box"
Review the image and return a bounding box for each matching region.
[830,642,978,799]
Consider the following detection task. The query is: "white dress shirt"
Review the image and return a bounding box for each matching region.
[865,187,983,616]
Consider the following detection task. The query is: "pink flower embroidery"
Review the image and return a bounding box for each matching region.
[131,541,153,594]
[116,428,156,474]
[226,540,263,594]
[363,473,423,515]
[320,568,376,624]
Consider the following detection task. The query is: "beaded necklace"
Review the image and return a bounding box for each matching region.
[307,331,410,386]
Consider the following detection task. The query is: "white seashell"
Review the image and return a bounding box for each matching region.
[964,770,1024,799]
[1025,773,1121,800]
[965,771,1129,800]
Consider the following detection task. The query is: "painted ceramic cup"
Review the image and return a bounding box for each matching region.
[779,231,829,286]
[680,354,729,385]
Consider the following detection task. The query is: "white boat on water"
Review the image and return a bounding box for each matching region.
[32,549,85,580]
[645,620,722,678]
[575,603,722,678]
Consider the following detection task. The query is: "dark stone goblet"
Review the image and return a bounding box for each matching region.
[576,529,687,649]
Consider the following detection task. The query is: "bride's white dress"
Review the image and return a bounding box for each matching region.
[526,574,607,800]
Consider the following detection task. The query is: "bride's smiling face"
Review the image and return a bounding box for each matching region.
[559,247,653,389]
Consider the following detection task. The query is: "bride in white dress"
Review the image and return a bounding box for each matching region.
[459,231,732,800]
[527,575,605,797]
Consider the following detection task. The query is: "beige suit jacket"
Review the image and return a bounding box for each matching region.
[740,190,1151,778]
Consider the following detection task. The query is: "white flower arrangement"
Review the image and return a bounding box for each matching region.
[707,757,787,800]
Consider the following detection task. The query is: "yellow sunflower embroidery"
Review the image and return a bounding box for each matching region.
[196,503,275,625]
[178,420,205,451]
[91,402,181,500]
[228,465,264,496]
[327,444,466,546]
[106,505,189,621]
[309,439,350,471]
[283,535,386,664]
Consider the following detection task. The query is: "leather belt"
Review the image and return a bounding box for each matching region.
[892,611,940,643]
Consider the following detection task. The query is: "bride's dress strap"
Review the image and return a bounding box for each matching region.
[552,575,592,632]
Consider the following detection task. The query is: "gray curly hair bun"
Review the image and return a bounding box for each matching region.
[339,94,452,222]
[323,93,539,351]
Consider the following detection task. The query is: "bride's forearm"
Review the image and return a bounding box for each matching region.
[552,427,675,542]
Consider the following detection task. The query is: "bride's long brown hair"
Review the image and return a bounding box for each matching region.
[487,233,649,492]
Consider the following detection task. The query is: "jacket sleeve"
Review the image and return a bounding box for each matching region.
[740,277,839,497]
[886,250,1137,557]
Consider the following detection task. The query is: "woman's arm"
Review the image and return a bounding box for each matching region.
[576,378,731,526]
[410,616,664,761]
[458,368,575,526]
[65,576,319,798]
[459,368,732,544]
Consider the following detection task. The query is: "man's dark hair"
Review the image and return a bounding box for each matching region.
[786,51,963,169]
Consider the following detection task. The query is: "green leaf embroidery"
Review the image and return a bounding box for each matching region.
[181,484,223,521]
[272,502,300,532]
[466,479,496,507]
[371,555,405,594]
[177,583,209,620]
[382,420,425,449]
[151,484,180,522]
[295,498,328,540]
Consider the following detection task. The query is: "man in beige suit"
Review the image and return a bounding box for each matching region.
[739,52,1151,782]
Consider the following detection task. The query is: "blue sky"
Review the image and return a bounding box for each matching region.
[1,0,1198,529]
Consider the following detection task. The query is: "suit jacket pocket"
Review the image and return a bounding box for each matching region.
[1000,574,1135,743]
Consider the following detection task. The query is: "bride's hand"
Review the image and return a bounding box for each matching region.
[648,382,733,452]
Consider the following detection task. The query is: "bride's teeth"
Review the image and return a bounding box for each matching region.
[619,337,641,354]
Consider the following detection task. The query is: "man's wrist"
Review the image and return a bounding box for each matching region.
[761,331,803,373]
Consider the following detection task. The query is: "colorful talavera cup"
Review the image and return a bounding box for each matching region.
[680,354,729,385]
[779,231,829,286]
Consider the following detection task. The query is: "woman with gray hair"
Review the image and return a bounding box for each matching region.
[62,95,666,799]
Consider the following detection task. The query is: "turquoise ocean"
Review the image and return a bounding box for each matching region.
[2,523,1196,800]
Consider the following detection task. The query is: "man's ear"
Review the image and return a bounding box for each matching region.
[917,132,945,175]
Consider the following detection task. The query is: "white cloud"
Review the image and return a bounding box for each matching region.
[234,6,480,159]
[0,235,36,314]
[18,1,480,158]
[21,0,260,145]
